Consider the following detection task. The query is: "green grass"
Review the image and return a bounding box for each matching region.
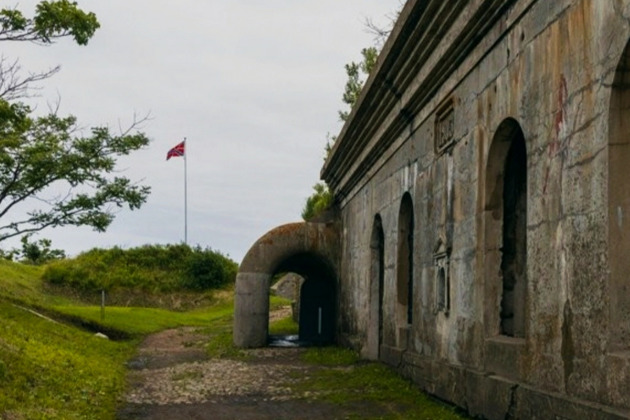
[52,301,234,336]
[0,300,135,419]
[268,295,298,335]
[0,259,68,307]
[202,311,249,360]
[205,329,247,360]
[204,296,297,359]
[269,294,292,309]
[289,347,467,420]
[302,346,360,365]
[268,315,298,335]
[266,314,466,418]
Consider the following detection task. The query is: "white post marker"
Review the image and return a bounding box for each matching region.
[318,307,322,335]
[101,289,105,321]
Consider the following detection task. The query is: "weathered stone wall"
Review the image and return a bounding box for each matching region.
[271,273,303,302]
[323,0,630,417]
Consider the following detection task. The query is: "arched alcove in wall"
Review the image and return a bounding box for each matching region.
[366,214,385,359]
[485,118,528,338]
[397,193,414,348]
[234,222,339,348]
[608,39,630,352]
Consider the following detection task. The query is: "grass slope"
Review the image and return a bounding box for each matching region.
[0,259,234,419]
[0,301,134,419]
[0,260,61,306]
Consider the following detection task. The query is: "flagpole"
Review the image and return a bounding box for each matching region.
[184,137,188,245]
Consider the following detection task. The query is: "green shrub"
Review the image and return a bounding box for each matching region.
[41,243,238,293]
[185,247,226,290]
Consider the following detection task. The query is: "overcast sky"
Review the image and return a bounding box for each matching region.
[3,1,400,262]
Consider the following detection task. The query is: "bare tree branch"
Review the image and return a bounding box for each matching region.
[363,2,403,47]
[0,56,60,100]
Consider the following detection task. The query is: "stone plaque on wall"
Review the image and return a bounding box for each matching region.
[435,99,455,155]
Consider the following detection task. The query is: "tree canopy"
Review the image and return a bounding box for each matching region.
[302,40,381,222]
[0,1,150,242]
[302,9,400,222]
[1,235,66,264]
[338,47,379,122]
[0,0,99,45]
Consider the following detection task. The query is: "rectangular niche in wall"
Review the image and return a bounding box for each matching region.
[434,239,450,315]
[435,98,455,155]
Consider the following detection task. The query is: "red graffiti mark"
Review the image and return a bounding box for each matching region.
[544,75,569,195]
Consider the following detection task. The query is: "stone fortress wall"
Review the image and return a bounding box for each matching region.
[320,0,630,418]
[235,1,630,417]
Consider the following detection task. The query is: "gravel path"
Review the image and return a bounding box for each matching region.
[116,313,391,420]
[124,348,310,407]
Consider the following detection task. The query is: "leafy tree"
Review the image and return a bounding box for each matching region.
[0,235,65,263]
[0,1,100,100]
[0,2,150,242]
[337,6,401,123]
[323,132,337,160]
[0,245,18,261]
[0,0,99,44]
[338,47,379,122]
[305,6,401,221]
[304,41,379,222]
[301,182,333,221]
[305,46,378,221]
[17,235,65,264]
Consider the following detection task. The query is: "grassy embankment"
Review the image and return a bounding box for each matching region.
[0,253,293,419]
[0,260,136,418]
[0,245,241,419]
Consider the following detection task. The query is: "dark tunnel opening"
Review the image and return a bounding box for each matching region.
[268,252,336,347]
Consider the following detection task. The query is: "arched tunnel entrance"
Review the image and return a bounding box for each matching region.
[234,222,339,348]
[271,253,336,345]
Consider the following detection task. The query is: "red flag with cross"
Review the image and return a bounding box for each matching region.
[166,141,185,160]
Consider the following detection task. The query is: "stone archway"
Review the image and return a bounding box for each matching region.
[366,214,385,360]
[484,117,528,338]
[608,38,630,352]
[233,222,339,348]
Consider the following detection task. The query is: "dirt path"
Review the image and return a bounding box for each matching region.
[116,326,390,420]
